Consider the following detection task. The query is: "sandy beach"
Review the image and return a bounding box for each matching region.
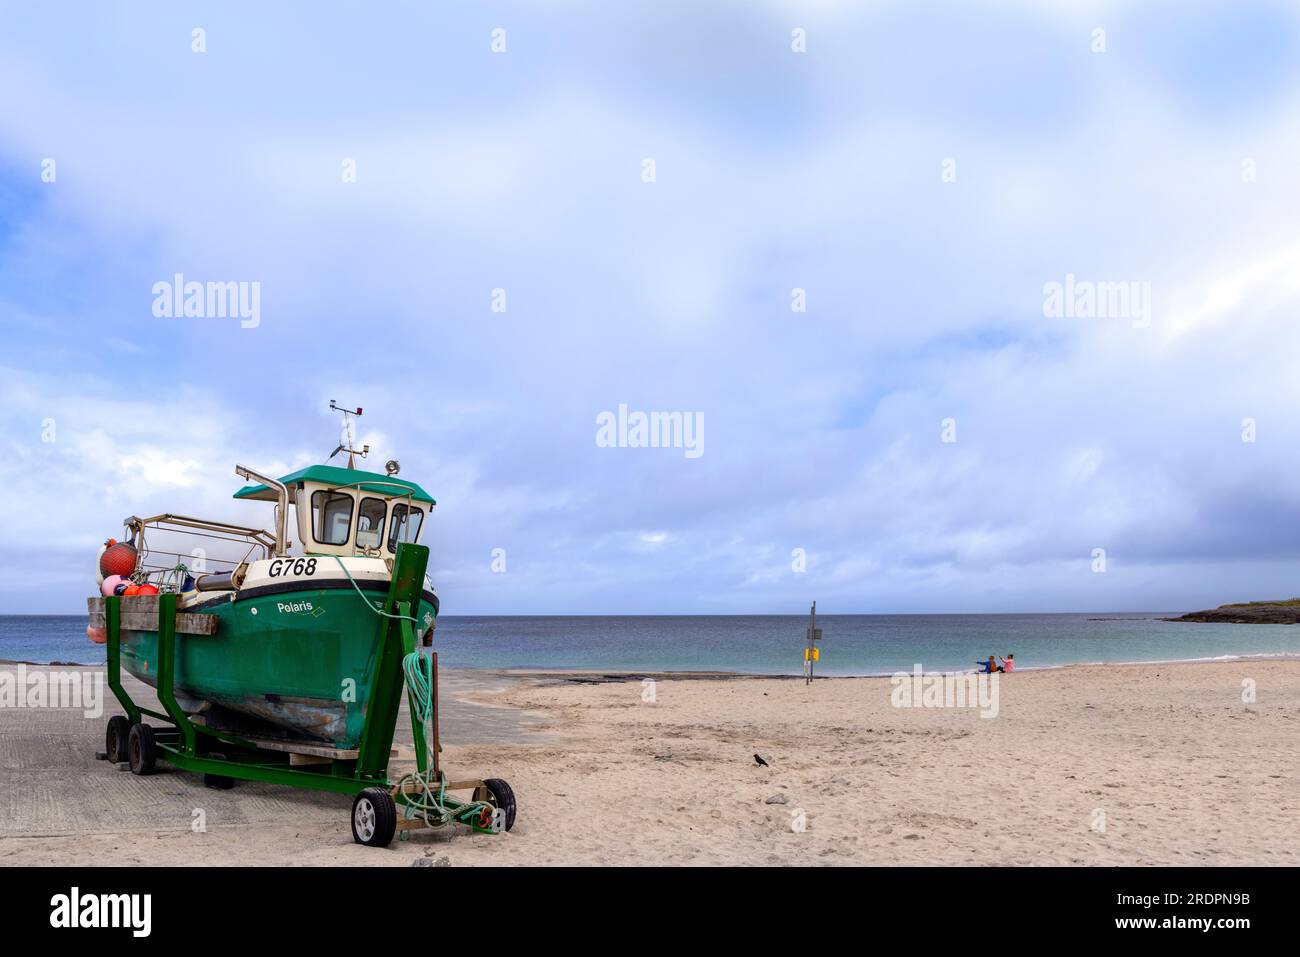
[1,660,1296,866]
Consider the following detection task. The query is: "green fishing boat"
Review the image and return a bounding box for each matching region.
[89,403,439,749]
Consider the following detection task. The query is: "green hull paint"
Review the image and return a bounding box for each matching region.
[121,587,437,748]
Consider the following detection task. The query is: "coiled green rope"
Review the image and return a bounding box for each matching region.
[394,649,492,831]
[331,557,489,831]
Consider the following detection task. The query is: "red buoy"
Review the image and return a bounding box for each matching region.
[100,541,138,578]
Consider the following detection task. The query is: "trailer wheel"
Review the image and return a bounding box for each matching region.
[351,787,397,847]
[127,723,157,776]
[203,752,235,790]
[105,716,131,764]
[482,778,517,832]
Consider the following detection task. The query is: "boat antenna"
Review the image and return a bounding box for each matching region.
[328,400,369,469]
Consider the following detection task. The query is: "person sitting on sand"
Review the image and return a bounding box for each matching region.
[1000,654,1014,673]
[984,655,999,674]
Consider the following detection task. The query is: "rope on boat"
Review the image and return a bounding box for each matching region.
[403,647,436,761]
[160,562,189,594]
[332,556,490,831]
[331,556,418,623]
[394,649,492,832]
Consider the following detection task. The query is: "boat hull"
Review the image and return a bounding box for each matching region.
[120,584,437,748]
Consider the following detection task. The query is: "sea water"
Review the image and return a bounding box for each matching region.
[3,613,1299,675]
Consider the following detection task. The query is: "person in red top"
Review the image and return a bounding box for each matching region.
[1000,654,1014,673]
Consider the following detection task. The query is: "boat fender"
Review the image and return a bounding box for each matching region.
[99,540,138,579]
[101,575,130,597]
[86,625,107,645]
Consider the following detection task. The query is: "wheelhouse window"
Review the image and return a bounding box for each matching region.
[356,497,387,550]
[387,503,424,552]
[311,491,355,545]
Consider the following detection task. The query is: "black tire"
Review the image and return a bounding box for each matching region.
[351,787,397,847]
[203,752,235,790]
[127,723,157,776]
[482,778,517,832]
[105,716,131,764]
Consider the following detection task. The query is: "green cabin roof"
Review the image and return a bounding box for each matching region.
[233,465,435,504]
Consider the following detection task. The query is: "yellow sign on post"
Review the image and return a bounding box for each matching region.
[803,602,823,683]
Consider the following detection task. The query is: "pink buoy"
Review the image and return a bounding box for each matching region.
[86,625,107,645]
[101,575,129,597]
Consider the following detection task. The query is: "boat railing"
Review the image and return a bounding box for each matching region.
[137,547,246,577]
[126,513,276,582]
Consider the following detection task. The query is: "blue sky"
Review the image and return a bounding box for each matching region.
[4,1,1300,614]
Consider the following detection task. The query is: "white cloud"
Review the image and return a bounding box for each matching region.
[4,1,1300,613]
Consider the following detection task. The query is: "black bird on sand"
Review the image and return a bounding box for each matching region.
[753,754,769,767]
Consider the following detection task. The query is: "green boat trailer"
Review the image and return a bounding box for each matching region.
[98,543,516,847]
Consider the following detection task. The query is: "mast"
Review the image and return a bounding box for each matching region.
[328,400,369,468]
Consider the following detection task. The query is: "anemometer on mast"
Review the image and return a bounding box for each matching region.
[328,400,369,469]
[327,401,401,475]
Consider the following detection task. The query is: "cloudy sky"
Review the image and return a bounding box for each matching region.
[4,1,1300,615]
